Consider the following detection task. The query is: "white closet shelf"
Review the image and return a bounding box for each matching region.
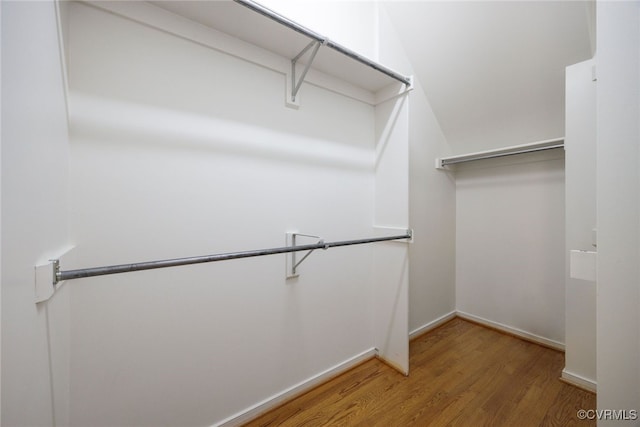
[150,0,412,95]
[435,137,565,169]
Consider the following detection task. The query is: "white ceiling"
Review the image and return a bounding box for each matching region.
[381,1,594,153]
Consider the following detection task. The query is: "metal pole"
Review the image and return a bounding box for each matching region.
[55,232,412,283]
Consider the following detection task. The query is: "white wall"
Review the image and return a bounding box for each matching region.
[383,0,581,345]
[1,3,3,420]
[1,1,71,425]
[563,59,596,390]
[65,2,384,425]
[455,151,566,348]
[378,5,456,337]
[371,6,411,373]
[405,77,456,335]
[596,1,640,422]
[372,93,410,373]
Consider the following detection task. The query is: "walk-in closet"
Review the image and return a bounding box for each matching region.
[2,1,639,426]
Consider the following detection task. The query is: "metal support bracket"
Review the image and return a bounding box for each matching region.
[286,232,326,279]
[288,40,322,106]
[52,259,61,285]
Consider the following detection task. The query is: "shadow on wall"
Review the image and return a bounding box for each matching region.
[69,93,375,172]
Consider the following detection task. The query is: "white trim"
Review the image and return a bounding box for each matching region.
[456,311,565,351]
[409,311,456,340]
[0,1,3,419]
[213,348,377,427]
[54,1,70,121]
[212,312,567,426]
[561,369,597,393]
[83,1,377,106]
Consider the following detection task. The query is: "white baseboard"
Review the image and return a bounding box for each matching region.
[214,311,567,425]
[409,310,457,340]
[213,348,377,427]
[456,311,565,351]
[561,369,597,393]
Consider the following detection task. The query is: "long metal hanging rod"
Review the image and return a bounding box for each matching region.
[53,231,412,284]
[232,0,412,87]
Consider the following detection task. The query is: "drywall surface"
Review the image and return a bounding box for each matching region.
[65,3,378,425]
[373,92,410,373]
[406,75,456,335]
[1,1,71,425]
[409,80,456,338]
[372,8,411,372]
[378,5,456,337]
[455,152,566,346]
[596,1,640,422]
[564,59,596,388]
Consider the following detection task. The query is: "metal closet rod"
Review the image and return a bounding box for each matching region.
[233,0,412,87]
[54,231,412,284]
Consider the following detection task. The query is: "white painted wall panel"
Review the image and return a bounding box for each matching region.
[373,93,409,374]
[406,75,456,335]
[564,59,596,389]
[1,1,71,425]
[65,3,377,425]
[596,1,640,421]
[455,152,566,346]
[377,5,456,339]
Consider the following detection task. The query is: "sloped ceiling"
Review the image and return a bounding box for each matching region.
[381,1,594,154]
[149,0,593,154]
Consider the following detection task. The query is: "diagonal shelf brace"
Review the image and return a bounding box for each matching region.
[291,40,322,103]
[286,232,326,279]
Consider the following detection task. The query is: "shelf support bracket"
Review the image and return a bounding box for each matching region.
[286,232,326,279]
[290,40,322,104]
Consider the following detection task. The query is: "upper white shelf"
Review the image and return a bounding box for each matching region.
[436,137,565,169]
[150,0,411,94]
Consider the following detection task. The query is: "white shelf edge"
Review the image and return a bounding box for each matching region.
[86,0,409,106]
[436,137,565,169]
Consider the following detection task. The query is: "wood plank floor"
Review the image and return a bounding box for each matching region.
[243,318,596,426]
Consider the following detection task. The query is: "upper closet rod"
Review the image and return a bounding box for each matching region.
[436,138,564,169]
[52,231,412,284]
[233,0,412,87]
